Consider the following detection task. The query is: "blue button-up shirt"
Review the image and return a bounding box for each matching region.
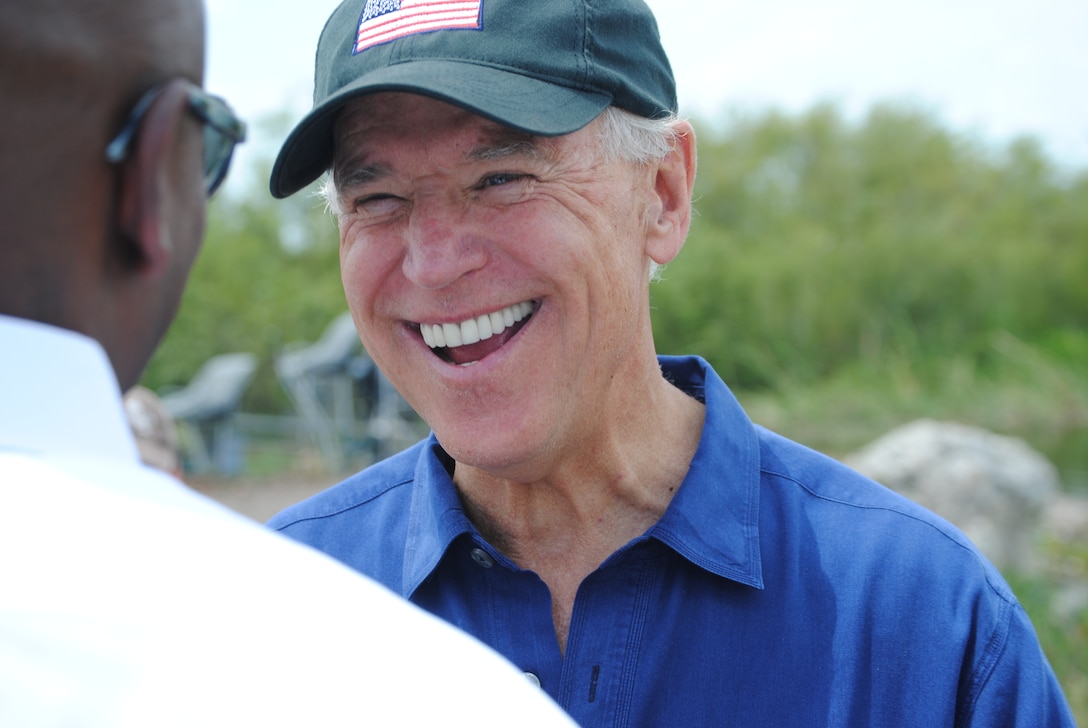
[270,355,1073,726]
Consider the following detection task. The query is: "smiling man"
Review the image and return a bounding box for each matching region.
[268,0,1074,725]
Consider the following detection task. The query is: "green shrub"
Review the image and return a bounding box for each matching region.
[653,103,1088,391]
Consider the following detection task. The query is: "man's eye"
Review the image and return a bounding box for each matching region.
[473,173,535,204]
[478,172,526,188]
[353,194,404,218]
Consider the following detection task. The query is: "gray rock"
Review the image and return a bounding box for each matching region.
[1043,493,1088,546]
[843,419,1060,572]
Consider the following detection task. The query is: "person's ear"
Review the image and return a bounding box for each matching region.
[114,82,190,279]
[643,120,697,266]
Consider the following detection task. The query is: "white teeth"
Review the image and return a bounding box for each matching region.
[476,314,493,341]
[420,301,535,350]
[461,317,480,346]
[442,322,462,348]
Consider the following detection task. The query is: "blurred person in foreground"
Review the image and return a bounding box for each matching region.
[0,1,576,725]
[266,0,1075,725]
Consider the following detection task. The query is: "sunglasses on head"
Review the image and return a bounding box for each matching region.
[105,82,247,197]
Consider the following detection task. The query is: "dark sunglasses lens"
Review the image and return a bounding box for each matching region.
[202,127,234,195]
[190,91,244,196]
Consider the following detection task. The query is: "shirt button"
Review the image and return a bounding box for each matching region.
[470,547,494,568]
[524,672,541,688]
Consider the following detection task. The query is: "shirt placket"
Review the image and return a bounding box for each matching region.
[557,553,659,727]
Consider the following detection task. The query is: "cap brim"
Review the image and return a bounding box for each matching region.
[269,60,611,199]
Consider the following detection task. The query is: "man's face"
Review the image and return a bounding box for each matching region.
[332,92,659,480]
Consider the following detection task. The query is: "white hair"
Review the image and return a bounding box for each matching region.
[594,107,684,281]
[594,106,682,166]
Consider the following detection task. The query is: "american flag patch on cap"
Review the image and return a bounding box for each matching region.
[355,0,484,53]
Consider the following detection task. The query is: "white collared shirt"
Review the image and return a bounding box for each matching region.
[0,315,574,727]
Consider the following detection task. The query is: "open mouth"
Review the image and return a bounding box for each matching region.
[419,300,537,366]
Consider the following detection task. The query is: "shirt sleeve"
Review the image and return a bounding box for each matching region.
[958,596,1076,727]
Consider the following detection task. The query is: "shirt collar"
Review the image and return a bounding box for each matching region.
[402,355,764,594]
[404,441,477,594]
[0,315,139,464]
[649,355,764,588]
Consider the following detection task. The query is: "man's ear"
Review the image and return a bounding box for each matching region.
[644,120,697,266]
[114,83,188,279]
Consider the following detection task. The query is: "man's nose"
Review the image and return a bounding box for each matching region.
[401,195,488,289]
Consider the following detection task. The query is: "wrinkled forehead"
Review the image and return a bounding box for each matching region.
[336,93,530,146]
[331,92,571,172]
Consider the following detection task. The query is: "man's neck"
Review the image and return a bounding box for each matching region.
[453,372,706,653]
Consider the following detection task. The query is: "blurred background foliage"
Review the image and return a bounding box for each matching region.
[655,102,1087,389]
[142,103,1087,720]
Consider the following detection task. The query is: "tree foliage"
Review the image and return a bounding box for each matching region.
[652,102,1088,390]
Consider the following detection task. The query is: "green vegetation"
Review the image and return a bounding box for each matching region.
[657,103,1086,381]
[1007,535,1088,725]
[142,103,1087,718]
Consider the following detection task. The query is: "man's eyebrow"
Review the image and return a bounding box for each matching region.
[332,130,550,187]
[334,161,392,190]
[468,132,551,163]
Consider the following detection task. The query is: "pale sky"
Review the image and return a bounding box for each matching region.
[206,0,1088,191]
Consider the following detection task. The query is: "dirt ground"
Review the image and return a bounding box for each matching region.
[188,472,344,523]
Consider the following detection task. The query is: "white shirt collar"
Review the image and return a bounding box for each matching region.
[0,315,139,464]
